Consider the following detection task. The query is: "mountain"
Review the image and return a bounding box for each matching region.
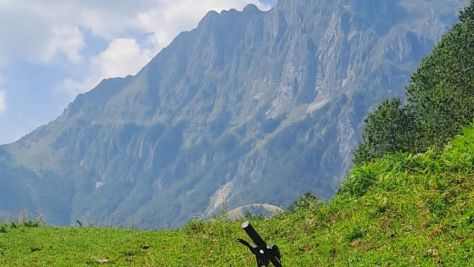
[0,0,467,228]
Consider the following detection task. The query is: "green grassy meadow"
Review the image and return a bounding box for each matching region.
[1,123,473,266]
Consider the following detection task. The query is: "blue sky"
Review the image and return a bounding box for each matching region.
[0,0,277,145]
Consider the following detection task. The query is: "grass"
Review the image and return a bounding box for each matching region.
[1,123,473,266]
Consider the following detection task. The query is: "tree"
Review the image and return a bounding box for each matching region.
[354,99,417,164]
[354,1,474,165]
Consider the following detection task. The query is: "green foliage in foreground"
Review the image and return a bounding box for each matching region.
[1,124,473,266]
[355,0,474,164]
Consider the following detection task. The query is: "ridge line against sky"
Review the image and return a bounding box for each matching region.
[0,0,277,145]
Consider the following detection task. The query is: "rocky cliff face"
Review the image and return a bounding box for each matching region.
[0,0,466,228]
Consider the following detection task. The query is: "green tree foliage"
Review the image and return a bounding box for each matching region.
[460,0,474,22]
[355,1,474,164]
[354,99,417,165]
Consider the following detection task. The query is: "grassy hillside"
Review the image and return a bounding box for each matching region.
[1,122,472,266]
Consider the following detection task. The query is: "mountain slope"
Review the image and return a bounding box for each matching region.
[1,121,473,266]
[0,0,467,228]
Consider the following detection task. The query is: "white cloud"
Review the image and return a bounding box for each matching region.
[55,0,270,95]
[93,38,152,79]
[38,26,85,64]
[2,0,271,96]
[0,2,85,66]
[62,38,152,96]
[0,0,269,69]
[0,1,143,67]
[0,89,6,113]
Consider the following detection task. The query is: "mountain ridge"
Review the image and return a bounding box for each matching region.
[0,0,468,228]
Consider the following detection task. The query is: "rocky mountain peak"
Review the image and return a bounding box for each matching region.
[0,0,467,228]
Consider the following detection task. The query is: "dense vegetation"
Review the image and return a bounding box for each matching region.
[1,122,473,266]
[0,2,473,266]
[354,0,474,164]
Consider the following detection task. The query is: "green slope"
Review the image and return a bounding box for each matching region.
[1,122,472,266]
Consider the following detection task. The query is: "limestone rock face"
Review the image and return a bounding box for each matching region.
[0,0,466,228]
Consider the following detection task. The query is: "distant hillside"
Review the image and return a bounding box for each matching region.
[0,0,466,229]
[1,121,472,266]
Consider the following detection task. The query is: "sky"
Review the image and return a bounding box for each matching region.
[0,0,277,145]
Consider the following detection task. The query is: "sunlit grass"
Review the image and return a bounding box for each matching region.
[1,123,473,266]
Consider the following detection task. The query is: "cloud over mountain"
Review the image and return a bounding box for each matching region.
[0,0,271,144]
[0,0,270,70]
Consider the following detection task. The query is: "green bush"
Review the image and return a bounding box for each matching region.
[340,165,378,196]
